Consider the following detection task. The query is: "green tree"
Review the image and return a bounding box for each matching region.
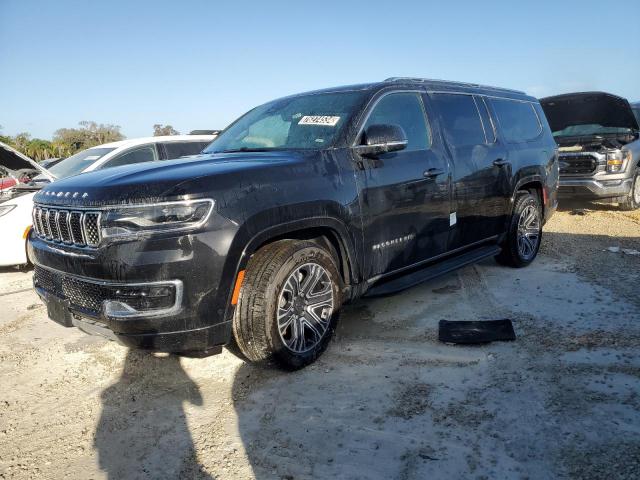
[53,121,124,155]
[153,124,179,136]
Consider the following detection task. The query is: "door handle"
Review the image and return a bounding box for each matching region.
[423,168,445,178]
[493,158,510,167]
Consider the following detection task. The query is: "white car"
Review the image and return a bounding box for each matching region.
[0,134,216,266]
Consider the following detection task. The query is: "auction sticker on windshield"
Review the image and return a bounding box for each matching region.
[298,116,341,126]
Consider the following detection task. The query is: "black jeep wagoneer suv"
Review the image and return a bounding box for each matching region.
[29,78,558,368]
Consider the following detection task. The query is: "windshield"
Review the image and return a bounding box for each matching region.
[553,124,633,138]
[204,91,367,154]
[49,147,116,179]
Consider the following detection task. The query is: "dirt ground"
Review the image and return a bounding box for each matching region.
[1,205,639,480]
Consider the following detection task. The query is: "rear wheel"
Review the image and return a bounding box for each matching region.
[231,240,343,369]
[495,191,542,268]
[620,169,640,211]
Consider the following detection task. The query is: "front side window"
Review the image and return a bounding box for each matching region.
[48,147,116,179]
[362,92,430,151]
[490,98,541,143]
[204,91,367,153]
[102,145,157,169]
[431,94,486,147]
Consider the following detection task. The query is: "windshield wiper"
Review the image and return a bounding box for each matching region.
[219,147,275,154]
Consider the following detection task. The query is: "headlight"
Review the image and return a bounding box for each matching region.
[0,204,16,217]
[101,199,214,240]
[606,149,631,173]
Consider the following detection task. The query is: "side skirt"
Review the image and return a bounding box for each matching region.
[364,244,501,297]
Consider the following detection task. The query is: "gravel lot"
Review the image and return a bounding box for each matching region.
[1,206,639,480]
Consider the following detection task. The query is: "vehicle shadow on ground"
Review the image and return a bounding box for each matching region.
[94,350,213,479]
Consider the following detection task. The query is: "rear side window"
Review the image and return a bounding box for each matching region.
[431,94,485,147]
[363,92,430,151]
[103,145,157,169]
[163,142,208,160]
[490,98,541,143]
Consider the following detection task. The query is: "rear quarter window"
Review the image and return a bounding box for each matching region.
[163,142,208,160]
[490,98,542,143]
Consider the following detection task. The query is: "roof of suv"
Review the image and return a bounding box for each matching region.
[97,134,216,149]
[288,78,534,102]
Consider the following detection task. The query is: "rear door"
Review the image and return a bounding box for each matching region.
[429,92,510,250]
[353,91,451,277]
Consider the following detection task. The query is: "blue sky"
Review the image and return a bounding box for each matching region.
[1,0,638,139]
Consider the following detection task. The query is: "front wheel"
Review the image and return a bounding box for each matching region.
[231,239,343,369]
[620,169,640,211]
[495,191,542,268]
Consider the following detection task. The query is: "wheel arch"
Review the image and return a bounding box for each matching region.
[239,217,359,288]
[512,175,545,218]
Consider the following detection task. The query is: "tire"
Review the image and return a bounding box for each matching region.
[620,169,640,211]
[232,240,343,369]
[495,191,542,268]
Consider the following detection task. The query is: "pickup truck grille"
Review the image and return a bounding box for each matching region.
[32,206,101,247]
[559,154,598,175]
[33,265,106,316]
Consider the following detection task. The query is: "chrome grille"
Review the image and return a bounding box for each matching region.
[32,206,101,248]
[559,154,598,175]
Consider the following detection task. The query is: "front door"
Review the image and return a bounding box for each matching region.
[353,91,451,278]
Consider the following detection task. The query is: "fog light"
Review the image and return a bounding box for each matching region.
[103,281,182,318]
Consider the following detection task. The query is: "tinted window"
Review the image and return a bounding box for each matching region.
[490,98,541,142]
[476,96,496,143]
[163,141,208,159]
[103,146,157,169]
[363,93,430,151]
[431,94,485,147]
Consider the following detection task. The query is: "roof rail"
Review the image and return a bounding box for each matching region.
[383,77,525,95]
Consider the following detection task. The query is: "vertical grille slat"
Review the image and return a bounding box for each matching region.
[36,208,45,236]
[42,209,52,238]
[58,211,71,243]
[70,212,85,245]
[83,213,101,246]
[32,206,101,248]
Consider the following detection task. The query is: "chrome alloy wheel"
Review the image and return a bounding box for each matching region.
[277,262,334,354]
[633,174,640,204]
[517,204,541,260]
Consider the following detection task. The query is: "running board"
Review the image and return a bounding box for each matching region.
[364,244,502,297]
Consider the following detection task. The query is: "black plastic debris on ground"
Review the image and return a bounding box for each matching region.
[438,319,516,344]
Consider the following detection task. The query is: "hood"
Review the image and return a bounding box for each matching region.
[540,92,639,133]
[0,141,52,178]
[34,151,310,207]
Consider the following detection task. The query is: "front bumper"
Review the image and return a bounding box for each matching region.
[558,177,633,200]
[27,218,241,352]
[33,264,232,352]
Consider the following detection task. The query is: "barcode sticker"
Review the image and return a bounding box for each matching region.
[298,116,341,127]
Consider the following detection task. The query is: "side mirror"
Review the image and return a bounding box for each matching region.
[354,124,408,157]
